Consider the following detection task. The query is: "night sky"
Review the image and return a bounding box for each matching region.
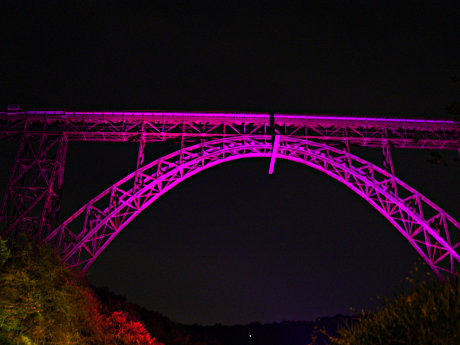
[1,1,459,325]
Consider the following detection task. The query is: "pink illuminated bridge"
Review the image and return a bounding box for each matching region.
[0,107,459,279]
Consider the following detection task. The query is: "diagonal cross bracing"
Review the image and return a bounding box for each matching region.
[1,108,459,278]
[40,135,460,278]
[0,133,67,238]
[1,109,459,150]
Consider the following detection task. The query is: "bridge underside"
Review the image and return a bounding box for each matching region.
[38,136,460,278]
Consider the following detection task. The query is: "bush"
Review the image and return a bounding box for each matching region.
[0,236,163,345]
[327,271,460,345]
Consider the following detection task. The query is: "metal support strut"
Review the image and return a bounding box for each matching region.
[133,130,146,191]
[268,135,280,174]
[382,131,398,196]
[268,113,280,174]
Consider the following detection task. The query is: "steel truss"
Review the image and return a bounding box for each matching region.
[0,133,67,239]
[43,136,460,278]
[1,108,459,278]
[1,110,459,150]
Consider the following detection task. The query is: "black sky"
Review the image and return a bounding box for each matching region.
[1,1,459,325]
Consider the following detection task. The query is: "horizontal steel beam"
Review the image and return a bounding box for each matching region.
[1,109,459,150]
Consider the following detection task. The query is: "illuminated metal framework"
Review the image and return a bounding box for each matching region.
[1,108,459,278]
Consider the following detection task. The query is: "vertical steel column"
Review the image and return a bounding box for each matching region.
[382,130,398,196]
[179,121,185,164]
[268,135,280,174]
[268,113,279,174]
[342,136,354,181]
[38,134,67,238]
[134,122,146,188]
[136,133,146,170]
[0,133,68,239]
[343,128,353,167]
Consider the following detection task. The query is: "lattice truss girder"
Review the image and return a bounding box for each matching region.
[0,133,67,238]
[43,136,460,278]
[1,112,459,150]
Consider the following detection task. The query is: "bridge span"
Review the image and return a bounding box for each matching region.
[1,108,458,150]
[1,107,459,278]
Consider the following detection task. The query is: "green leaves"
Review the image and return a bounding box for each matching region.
[0,238,10,268]
[327,276,460,345]
[0,237,162,345]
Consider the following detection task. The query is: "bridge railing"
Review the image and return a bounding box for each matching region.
[1,109,458,149]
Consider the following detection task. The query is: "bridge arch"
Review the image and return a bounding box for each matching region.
[45,136,460,278]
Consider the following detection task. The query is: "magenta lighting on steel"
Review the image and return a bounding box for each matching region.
[1,109,458,149]
[1,108,459,279]
[268,135,280,174]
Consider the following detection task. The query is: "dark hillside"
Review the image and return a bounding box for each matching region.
[92,285,354,345]
[93,286,223,345]
[185,316,352,345]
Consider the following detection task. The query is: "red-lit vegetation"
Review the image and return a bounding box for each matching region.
[0,236,163,345]
[93,286,223,345]
[6,233,457,345]
[103,310,161,345]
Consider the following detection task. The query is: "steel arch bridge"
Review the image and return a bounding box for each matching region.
[1,106,459,279]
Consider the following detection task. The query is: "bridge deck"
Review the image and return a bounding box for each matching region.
[1,109,459,150]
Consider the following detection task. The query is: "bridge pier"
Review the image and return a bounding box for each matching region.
[0,132,68,239]
[134,123,146,190]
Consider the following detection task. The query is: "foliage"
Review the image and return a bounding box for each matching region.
[0,236,163,345]
[104,311,161,345]
[94,286,223,345]
[0,238,10,267]
[326,269,460,345]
